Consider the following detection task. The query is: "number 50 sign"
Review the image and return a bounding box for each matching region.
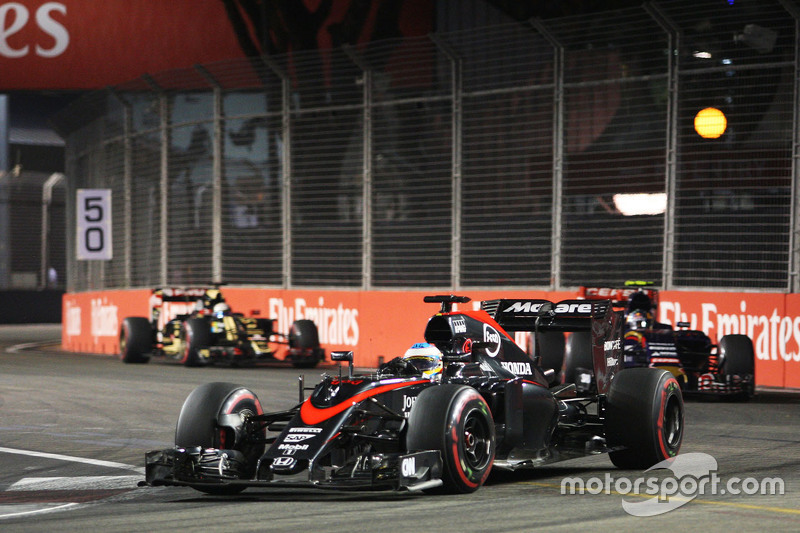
[76,189,113,260]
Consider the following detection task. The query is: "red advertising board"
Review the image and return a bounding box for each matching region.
[62,287,800,390]
[1,1,245,89]
[0,0,434,90]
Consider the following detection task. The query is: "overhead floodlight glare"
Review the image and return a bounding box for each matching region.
[693,51,712,59]
[613,193,667,216]
[694,107,727,139]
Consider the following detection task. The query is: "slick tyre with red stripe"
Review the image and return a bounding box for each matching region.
[605,368,684,469]
[175,382,265,494]
[406,384,495,493]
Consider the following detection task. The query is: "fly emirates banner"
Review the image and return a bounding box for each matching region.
[62,288,800,390]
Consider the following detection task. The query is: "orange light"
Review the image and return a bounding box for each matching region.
[694,107,727,139]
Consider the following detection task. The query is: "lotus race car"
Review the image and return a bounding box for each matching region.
[144,294,684,494]
[565,283,755,399]
[120,287,325,368]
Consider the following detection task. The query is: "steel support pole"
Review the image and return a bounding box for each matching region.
[780,0,800,293]
[343,45,373,290]
[429,34,463,290]
[645,2,680,290]
[143,74,170,286]
[264,57,293,288]
[530,19,564,290]
[196,65,224,284]
[40,172,64,289]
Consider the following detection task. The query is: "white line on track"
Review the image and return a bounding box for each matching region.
[8,475,143,491]
[0,446,144,474]
[0,503,82,520]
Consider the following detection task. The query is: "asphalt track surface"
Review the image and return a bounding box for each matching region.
[1,324,799,532]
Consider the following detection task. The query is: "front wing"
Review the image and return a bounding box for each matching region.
[145,446,443,492]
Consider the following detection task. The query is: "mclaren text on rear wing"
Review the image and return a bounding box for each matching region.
[481,299,612,333]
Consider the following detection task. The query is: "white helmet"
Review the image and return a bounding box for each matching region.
[402,342,443,379]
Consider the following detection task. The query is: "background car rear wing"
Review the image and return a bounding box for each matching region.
[481,298,623,394]
[578,282,659,311]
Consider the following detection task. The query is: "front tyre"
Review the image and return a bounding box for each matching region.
[120,317,152,364]
[175,382,265,494]
[406,384,495,493]
[288,319,323,368]
[718,334,755,400]
[605,368,684,469]
[179,318,209,367]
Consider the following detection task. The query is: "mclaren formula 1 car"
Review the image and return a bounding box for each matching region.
[144,294,684,494]
[561,283,755,399]
[120,287,324,368]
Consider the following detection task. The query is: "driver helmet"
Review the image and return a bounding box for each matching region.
[626,310,653,330]
[402,342,443,379]
[213,302,231,318]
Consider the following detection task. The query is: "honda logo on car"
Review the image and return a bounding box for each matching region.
[501,361,533,375]
[273,456,296,468]
[503,301,593,314]
[483,324,501,357]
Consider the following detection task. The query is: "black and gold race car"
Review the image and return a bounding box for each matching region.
[119,287,324,368]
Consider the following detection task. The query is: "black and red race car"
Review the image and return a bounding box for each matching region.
[144,294,683,494]
[120,287,324,368]
[558,282,755,399]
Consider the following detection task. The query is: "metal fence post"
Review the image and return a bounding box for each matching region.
[263,57,293,289]
[530,19,563,290]
[40,172,64,289]
[108,89,133,288]
[143,74,170,286]
[429,34,462,290]
[645,2,680,290]
[343,45,373,290]
[195,65,223,284]
[781,0,800,293]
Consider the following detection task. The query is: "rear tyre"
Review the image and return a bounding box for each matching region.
[407,384,495,493]
[180,318,209,367]
[175,382,265,494]
[289,319,322,368]
[606,368,684,469]
[120,317,152,364]
[718,334,755,399]
[562,331,593,385]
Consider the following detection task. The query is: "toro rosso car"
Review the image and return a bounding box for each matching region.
[144,295,684,494]
[565,283,755,399]
[120,287,324,368]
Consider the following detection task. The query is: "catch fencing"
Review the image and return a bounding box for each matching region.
[54,0,800,293]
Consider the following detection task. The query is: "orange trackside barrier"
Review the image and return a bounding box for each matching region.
[62,288,800,389]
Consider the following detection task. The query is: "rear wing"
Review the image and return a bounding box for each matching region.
[481,298,623,394]
[152,287,214,302]
[480,298,612,333]
[578,284,659,310]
